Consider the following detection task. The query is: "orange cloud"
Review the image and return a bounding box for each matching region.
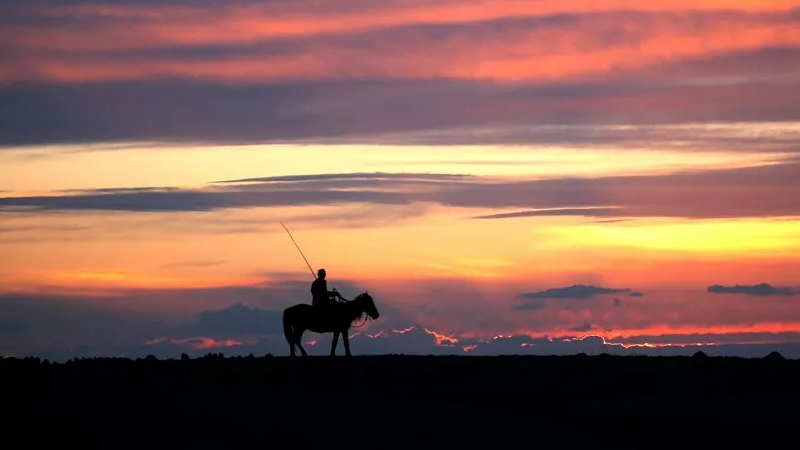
[10,1,797,51]
[454,322,800,344]
[604,322,800,340]
[392,326,416,334]
[423,327,459,346]
[3,5,800,84]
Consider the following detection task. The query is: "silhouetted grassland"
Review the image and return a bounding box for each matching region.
[4,353,798,446]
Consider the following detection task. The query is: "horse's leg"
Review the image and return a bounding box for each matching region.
[284,312,295,357]
[294,329,308,357]
[342,329,352,357]
[331,331,339,357]
[288,331,296,357]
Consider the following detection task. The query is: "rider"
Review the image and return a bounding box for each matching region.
[311,268,345,309]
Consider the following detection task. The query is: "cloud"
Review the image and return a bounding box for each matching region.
[145,336,243,350]
[2,78,800,147]
[465,335,616,356]
[0,185,410,212]
[7,288,800,360]
[6,1,795,53]
[472,207,624,219]
[179,303,284,337]
[607,331,800,346]
[162,260,228,268]
[570,323,593,332]
[3,161,800,221]
[593,219,634,224]
[5,84,800,150]
[0,223,91,234]
[0,318,24,336]
[520,285,634,300]
[215,172,473,184]
[4,4,800,85]
[2,3,800,147]
[14,331,800,361]
[628,291,644,297]
[707,283,800,296]
[512,303,545,311]
[0,277,423,359]
[0,293,169,348]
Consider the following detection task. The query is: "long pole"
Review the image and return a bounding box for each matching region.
[279,221,316,279]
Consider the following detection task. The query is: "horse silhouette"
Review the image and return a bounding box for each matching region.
[282,291,380,357]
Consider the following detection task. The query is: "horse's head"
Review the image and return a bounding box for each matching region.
[356,291,380,320]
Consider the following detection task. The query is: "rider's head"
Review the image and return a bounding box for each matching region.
[317,268,326,279]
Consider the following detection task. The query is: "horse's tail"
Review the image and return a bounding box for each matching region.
[282,308,293,345]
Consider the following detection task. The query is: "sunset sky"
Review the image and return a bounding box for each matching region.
[2,0,800,360]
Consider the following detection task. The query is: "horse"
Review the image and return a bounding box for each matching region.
[282,291,380,357]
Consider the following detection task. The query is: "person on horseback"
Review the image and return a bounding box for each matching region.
[311,268,345,310]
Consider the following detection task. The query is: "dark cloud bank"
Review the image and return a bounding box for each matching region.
[707,283,800,296]
[2,75,799,148]
[4,289,800,361]
[513,284,644,311]
[520,285,640,300]
[3,162,800,220]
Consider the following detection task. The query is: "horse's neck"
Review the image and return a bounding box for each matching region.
[344,297,363,320]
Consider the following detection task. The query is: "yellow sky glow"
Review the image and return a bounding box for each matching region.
[1,129,797,192]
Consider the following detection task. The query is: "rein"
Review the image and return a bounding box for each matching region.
[351,316,371,328]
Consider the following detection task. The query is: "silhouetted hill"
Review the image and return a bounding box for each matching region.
[765,350,785,361]
[3,354,798,446]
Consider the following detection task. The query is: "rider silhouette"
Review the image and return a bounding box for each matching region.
[311,268,344,309]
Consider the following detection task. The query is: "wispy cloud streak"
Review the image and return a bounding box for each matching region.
[4,162,798,219]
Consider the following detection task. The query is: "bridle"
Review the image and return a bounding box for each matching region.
[352,315,372,328]
[337,294,374,328]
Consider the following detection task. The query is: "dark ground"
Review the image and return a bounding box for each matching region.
[4,353,798,447]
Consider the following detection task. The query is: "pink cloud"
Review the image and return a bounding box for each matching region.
[2,5,800,85]
[145,336,243,349]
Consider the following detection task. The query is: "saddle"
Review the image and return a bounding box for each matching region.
[312,297,344,312]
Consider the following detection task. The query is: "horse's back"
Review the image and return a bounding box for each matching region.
[284,303,312,317]
[284,303,343,333]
